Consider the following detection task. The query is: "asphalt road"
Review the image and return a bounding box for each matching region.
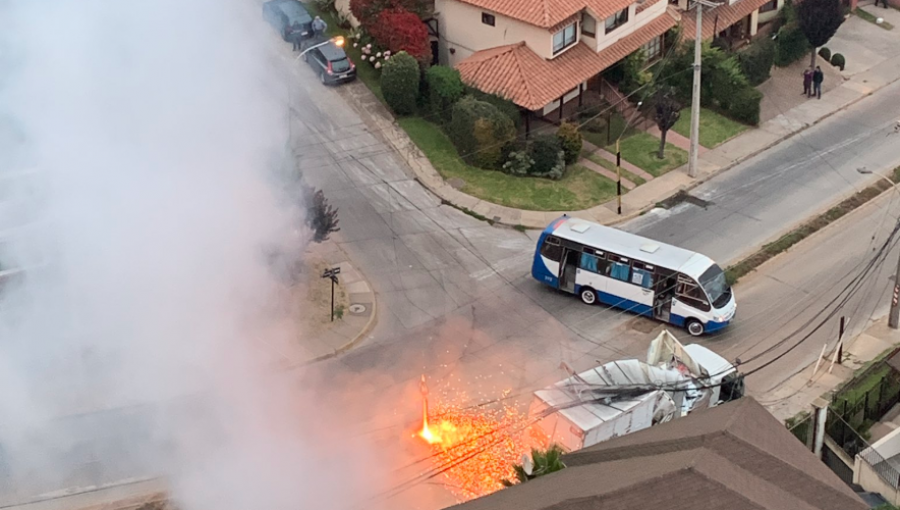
[5,4,900,507]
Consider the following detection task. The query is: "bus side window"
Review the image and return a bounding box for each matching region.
[579,253,599,272]
[541,237,563,262]
[607,254,631,282]
[632,262,655,289]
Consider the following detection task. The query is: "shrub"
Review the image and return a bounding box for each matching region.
[529,135,566,179]
[556,122,583,165]
[724,87,763,125]
[831,52,846,70]
[774,23,810,67]
[620,49,653,99]
[448,96,516,169]
[467,88,522,129]
[381,51,420,115]
[737,37,776,86]
[502,150,535,176]
[425,66,465,122]
[368,8,430,62]
[349,0,424,22]
[818,46,831,61]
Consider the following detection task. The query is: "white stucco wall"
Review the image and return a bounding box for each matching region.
[435,0,562,66]
[583,0,667,53]
[334,0,361,28]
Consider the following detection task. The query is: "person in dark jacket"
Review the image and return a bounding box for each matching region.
[291,22,302,51]
[813,66,824,99]
[803,68,813,97]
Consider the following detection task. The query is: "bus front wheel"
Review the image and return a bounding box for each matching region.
[579,288,597,305]
[686,319,705,337]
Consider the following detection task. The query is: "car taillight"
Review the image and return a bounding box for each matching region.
[348,57,355,69]
[326,61,333,74]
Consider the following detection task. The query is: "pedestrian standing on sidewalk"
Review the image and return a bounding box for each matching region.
[312,16,327,38]
[803,68,813,97]
[813,66,824,99]
[291,22,302,51]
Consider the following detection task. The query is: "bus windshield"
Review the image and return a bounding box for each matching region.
[699,264,731,308]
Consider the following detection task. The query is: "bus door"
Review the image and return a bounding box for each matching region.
[653,268,678,322]
[630,261,656,316]
[558,248,579,294]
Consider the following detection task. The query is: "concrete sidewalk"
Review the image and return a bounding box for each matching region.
[765,316,900,422]
[346,50,900,230]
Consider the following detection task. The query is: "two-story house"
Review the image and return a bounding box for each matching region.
[433,0,787,125]
[436,0,681,120]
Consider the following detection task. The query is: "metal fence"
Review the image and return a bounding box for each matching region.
[859,444,900,490]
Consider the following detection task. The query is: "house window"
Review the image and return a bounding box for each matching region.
[642,35,663,59]
[759,0,778,12]
[482,12,496,26]
[553,22,578,54]
[582,13,597,37]
[605,8,629,34]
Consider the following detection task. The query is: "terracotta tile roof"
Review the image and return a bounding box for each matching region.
[446,399,868,510]
[681,0,775,40]
[456,9,678,111]
[456,0,636,28]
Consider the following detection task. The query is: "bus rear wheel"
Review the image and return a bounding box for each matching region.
[579,288,597,305]
[686,319,705,337]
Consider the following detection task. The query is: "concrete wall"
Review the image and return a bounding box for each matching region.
[757,0,785,25]
[854,427,900,505]
[435,0,562,66]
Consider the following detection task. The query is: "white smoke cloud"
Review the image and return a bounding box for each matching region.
[0,0,380,508]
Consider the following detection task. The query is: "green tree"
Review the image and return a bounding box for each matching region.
[425,66,465,122]
[654,89,681,159]
[797,0,844,68]
[380,51,420,115]
[447,96,516,169]
[501,444,566,486]
[556,122,583,165]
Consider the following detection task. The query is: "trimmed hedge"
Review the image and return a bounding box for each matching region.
[467,87,522,129]
[831,53,846,71]
[381,51,420,115]
[726,87,763,126]
[447,96,516,169]
[556,122,583,165]
[425,66,465,122]
[737,37,776,86]
[818,46,832,61]
[528,135,566,179]
[774,23,810,67]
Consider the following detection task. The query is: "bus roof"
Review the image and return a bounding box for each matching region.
[546,216,716,277]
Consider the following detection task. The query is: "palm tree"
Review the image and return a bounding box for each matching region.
[501,444,566,486]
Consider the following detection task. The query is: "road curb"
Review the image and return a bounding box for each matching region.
[338,71,900,231]
[302,255,378,366]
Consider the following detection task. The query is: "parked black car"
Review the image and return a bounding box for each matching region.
[301,38,356,85]
[262,0,312,42]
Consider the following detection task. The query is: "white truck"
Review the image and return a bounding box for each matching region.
[528,330,744,452]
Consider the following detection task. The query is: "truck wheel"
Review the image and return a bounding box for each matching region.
[579,287,597,305]
[686,319,705,337]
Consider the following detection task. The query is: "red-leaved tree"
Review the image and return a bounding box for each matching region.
[349,0,424,24]
[368,8,430,62]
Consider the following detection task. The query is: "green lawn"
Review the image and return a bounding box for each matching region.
[606,133,688,177]
[672,107,749,148]
[304,3,384,101]
[399,117,618,211]
[580,111,640,148]
[584,152,646,186]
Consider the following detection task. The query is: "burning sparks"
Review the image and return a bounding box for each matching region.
[415,376,528,501]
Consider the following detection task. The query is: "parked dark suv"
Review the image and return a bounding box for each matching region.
[302,38,356,85]
[262,0,312,43]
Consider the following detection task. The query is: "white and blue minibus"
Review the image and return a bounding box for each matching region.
[531,216,736,336]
